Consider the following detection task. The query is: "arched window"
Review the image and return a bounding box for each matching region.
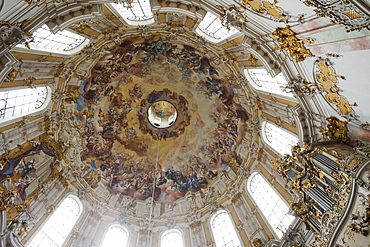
[101,225,129,247]
[210,210,241,247]
[196,12,238,43]
[245,68,293,97]
[161,229,184,247]
[0,86,50,122]
[263,121,298,156]
[248,173,294,238]
[17,24,86,52]
[28,195,82,247]
[111,0,154,25]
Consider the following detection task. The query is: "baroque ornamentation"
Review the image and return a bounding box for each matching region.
[138,89,191,140]
[274,142,367,246]
[341,192,370,246]
[314,57,358,119]
[68,35,247,203]
[216,5,248,30]
[0,20,33,49]
[272,26,315,62]
[241,0,288,21]
[284,77,318,96]
[0,143,65,222]
[301,0,370,31]
[319,117,350,143]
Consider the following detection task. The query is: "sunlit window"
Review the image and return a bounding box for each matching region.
[0,87,48,121]
[161,229,184,247]
[197,12,238,41]
[263,121,298,156]
[249,173,294,238]
[101,225,129,247]
[246,69,293,97]
[211,210,241,247]
[17,24,85,52]
[111,0,153,21]
[28,196,82,247]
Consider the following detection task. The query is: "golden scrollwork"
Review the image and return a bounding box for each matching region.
[314,57,357,118]
[320,117,351,143]
[272,26,315,62]
[252,238,263,247]
[6,69,24,81]
[64,87,81,103]
[241,0,287,20]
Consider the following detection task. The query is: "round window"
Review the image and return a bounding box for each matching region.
[147,100,177,128]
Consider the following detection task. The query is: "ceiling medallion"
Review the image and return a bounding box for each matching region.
[139,89,190,140]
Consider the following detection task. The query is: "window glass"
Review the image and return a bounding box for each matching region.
[211,211,241,247]
[249,173,294,238]
[111,0,153,21]
[161,229,183,247]
[198,12,238,40]
[28,196,82,247]
[264,122,298,155]
[101,226,129,247]
[247,69,292,96]
[28,24,85,51]
[0,87,48,121]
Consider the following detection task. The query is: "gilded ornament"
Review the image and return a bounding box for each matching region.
[320,117,350,143]
[6,69,24,81]
[241,0,287,21]
[0,20,33,49]
[272,26,314,62]
[314,57,357,118]
[252,238,263,247]
[301,0,370,31]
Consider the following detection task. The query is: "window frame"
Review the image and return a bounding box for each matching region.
[100,224,130,247]
[209,209,243,247]
[0,86,52,127]
[109,0,154,26]
[195,12,241,44]
[244,68,295,100]
[261,121,298,156]
[15,25,89,55]
[246,172,295,238]
[27,195,83,247]
[160,228,185,247]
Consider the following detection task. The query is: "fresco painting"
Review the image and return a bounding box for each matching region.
[1,143,55,205]
[77,36,248,202]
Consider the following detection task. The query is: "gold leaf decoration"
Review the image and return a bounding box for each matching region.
[342,10,362,20]
[272,26,314,62]
[314,57,357,118]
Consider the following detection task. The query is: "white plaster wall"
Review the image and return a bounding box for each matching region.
[332,49,370,123]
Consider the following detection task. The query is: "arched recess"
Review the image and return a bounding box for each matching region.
[14,24,90,55]
[195,12,240,43]
[247,172,295,238]
[244,68,294,99]
[160,229,184,247]
[210,210,242,247]
[110,0,154,26]
[15,24,88,55]
[100,224,129,247]
[27,195,83,247]
[0,86,52,127]
[261,121,298,156]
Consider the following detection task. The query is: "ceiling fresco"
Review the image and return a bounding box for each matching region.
[74,35,249,202]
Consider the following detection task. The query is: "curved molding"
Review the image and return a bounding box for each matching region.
[0,52,20,87]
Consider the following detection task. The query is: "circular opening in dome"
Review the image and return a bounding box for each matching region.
[147,100,178,129]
